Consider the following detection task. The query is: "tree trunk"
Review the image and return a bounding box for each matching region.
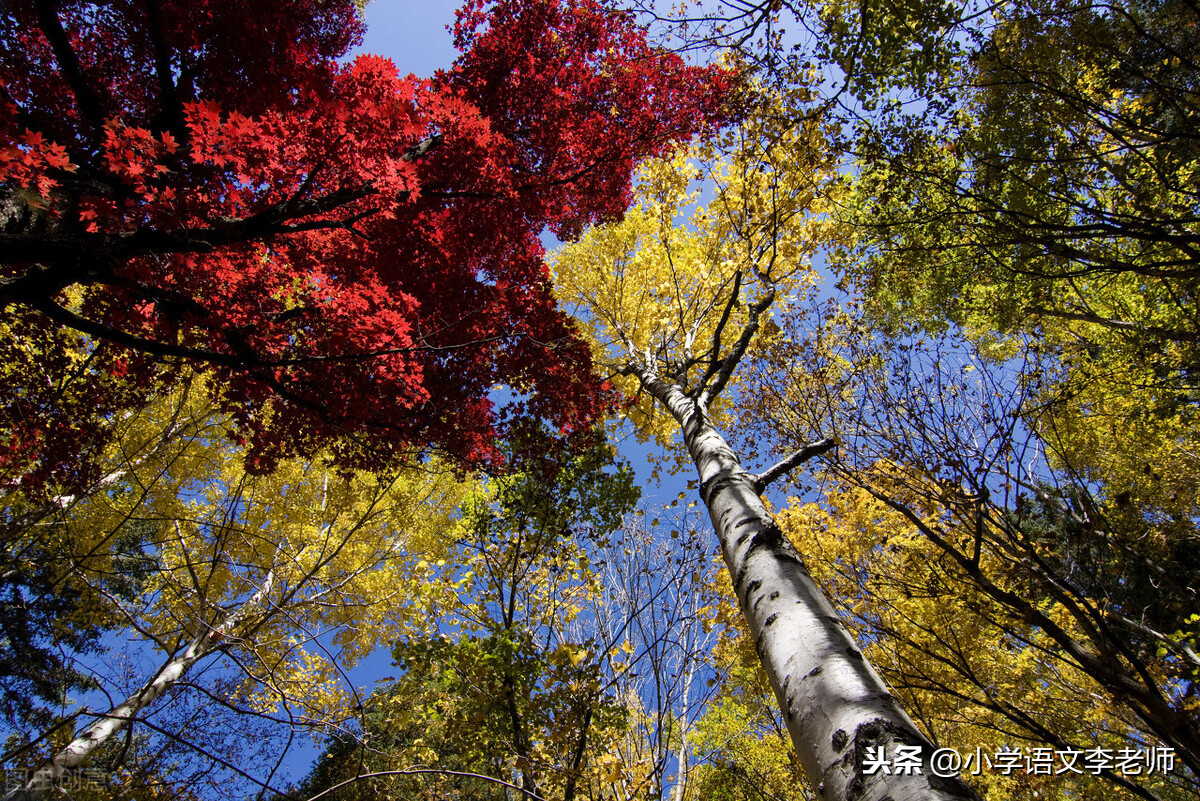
[3,570,274,801]
[641,374,977,801]
[669,664,695,801]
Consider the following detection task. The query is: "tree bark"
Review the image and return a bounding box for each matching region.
[640,372,977,801]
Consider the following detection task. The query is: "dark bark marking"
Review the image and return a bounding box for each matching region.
[698,472,734,506]
[832,729,849,752]
[844,720,975,801]
[735,563,751,595]
[741,524,784,565]
[764,612,779,627]
[846,719,910,801]
[777,551,805,568]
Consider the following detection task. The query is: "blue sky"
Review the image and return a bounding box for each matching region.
[352,1,460,75]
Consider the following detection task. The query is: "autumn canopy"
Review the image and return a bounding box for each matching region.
[0,0,731,491]
[3,0,1197,799]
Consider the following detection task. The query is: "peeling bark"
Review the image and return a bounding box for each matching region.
[640,373,977,801]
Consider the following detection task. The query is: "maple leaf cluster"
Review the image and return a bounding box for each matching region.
[0,0,734,492]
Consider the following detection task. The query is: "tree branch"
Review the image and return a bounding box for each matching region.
[1026,305,1200,343]
[693,269,742,391]
[304,768,548,801]
[34,0,107,138]
[751,438,836,493]
[0,134,444,280]
[696,286,775,408]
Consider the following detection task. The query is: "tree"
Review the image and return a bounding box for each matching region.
[593,517,722,801]
[822,0,1200,502]
[0,0,733,495]
[636,0,1197,420]
[837,0,1199,325]
[1,375,474,800]
[290,438,710,801]
[551,105,978,799]
[552,0,1196,794]
[736,309,1199,796]
[1,372,216,731]
[687,0,1200,787]
[289,446,737,801]
[776,482,1191,801]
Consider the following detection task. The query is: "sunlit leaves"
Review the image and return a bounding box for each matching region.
[15,375,473,734]
[777,483,1193,799]
[551,87,837,446]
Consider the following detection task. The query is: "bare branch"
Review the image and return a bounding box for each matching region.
[697,286,776,408]
[304,768,548,801]
[751,438,836,493]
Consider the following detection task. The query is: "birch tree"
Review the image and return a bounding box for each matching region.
[551,101,978,800]
[736,310,1199,798]
[0,377,470,800]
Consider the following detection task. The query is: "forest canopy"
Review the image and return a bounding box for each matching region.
[1,0,1196,800]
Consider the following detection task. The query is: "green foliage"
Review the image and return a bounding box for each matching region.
[295,434,640,801]
[837,0,1200,399]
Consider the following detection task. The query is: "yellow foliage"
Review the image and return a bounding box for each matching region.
[41,374,475,732]
[776,482,1183,800]
[551,87,838,450]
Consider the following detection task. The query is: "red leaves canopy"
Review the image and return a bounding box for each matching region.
[0,0,732,490]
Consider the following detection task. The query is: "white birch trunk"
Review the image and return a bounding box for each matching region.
[4,570,274,801]
[642,374,977,801]
[669,663,695,801]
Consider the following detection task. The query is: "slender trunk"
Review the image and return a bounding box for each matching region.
[503,671,539,798]
[562,704,593,801]
[641,374,977,801]
[669,664,695,801]
[4,570,273,801]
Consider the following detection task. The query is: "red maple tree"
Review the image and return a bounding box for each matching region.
[0,0,732,491]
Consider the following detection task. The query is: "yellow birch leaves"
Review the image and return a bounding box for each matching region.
[551,87,838,445]
[37,374,473,731]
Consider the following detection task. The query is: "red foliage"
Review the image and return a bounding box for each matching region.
[0,0,733,491]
